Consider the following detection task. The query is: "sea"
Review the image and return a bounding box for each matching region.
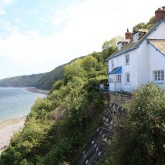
[0,87,46,121]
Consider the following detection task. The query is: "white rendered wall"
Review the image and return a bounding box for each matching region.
[148,44,165,89]
[136,40,150,87]
[108,51,138,92]
[147,20,165,90]
[122,51,138,91]
[148,21,165,39]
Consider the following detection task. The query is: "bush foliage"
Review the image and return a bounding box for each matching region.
[109,83,165,165]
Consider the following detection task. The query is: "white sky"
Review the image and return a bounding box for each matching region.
[0,0,164,79]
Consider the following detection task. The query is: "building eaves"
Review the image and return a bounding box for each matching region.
[106,17,165,61]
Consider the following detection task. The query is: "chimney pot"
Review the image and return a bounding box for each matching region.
[125,29,132,39]
[155,6,165,22]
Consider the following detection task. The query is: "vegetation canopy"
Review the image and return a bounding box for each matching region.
[0,51,111,165]
[105,83,165,165]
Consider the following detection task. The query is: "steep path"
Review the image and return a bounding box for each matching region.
[77,102,126,165]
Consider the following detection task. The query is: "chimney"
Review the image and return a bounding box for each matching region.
[155,6,165,22]
[125,29,132,39]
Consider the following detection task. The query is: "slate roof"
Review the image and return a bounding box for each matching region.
[148,39,165,55]
[106,18,165,61]
[133,29,149,34]
[117,39,129,44]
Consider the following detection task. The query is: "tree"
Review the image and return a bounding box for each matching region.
[102,45,117,60]
[132,22,146,33]
[81,56,97,72]
[64,60,87,83]
[145,16,155,29]
[102,36,123,50]
[50,80,64,92]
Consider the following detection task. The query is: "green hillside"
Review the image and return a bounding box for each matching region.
[35,64,65,90]
[0,64,65,90]
[0,73,44,88]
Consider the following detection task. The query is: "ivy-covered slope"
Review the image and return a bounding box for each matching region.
[0,52,109,165]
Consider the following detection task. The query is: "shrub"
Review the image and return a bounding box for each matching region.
[110,83,165,165]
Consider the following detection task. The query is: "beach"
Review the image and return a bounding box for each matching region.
[26,87,49,95]
[0,116,26,153]
[0,87,45,155]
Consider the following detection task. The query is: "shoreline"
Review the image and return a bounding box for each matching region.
[0,87,47,154]
[26,87,49,95]
[0,116,26,154]
[0,116,26,129]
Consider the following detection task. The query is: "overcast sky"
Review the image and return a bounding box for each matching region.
[0,0,164,79]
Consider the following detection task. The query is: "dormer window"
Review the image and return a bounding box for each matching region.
[117,41,128,50]
[117,43,122,50]
[133,29,148,43]
[133,33,139,43]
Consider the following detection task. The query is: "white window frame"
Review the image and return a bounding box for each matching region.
[125,54,129,65]
[153,70,164,83]
[117,43,122,50]
[111,60,114,69]
[125,73,130,84]
[116,74,121,83]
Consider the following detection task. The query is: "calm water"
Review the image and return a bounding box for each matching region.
[0,87,45,121]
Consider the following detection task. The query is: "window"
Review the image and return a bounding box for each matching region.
[153,70,164,82]
[125,54,129,65]
[126,73,130,84]
[111,60,114,69]
[117,43,122,50]
[116,75,121,83]
[133,33,139,43]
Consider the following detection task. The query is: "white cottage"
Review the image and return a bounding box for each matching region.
[107,7,165,92]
